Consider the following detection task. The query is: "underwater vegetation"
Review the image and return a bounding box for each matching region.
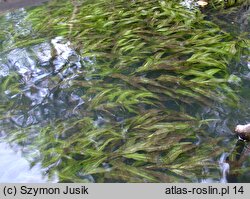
[0,0,249,182]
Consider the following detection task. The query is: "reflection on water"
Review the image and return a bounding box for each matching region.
[0,1,249,183]
[0,35,86,182]
[219,153,230,183]
[0,7,86,182]
[0,142,57,182]
[0,35,84,125]
[0,0,50,12]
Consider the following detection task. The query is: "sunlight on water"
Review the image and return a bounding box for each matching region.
[219,153,229,183]
[0,142,58,182]
[180,0,196,9]
[200,153,229,183]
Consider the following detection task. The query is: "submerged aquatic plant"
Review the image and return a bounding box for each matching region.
[209,0,247,9]
[0,0,249,182]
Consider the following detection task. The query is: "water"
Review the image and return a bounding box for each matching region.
[0,142,54,182]
[0,0,249,182]
[0,5,85,182]
[0,0,50,12]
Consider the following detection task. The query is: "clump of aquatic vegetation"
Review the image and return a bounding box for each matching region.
[209,0,247,8]
[0,0,249,182]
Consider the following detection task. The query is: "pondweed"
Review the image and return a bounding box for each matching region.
[0,0,249,182]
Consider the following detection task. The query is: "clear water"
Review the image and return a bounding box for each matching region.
[0,0,249,182]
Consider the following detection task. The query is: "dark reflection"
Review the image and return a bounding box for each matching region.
[0,10,90,182]
[0,35,88,128]
[0,0,50,12]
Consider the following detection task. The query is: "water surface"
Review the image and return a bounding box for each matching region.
[0,0,249,183]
